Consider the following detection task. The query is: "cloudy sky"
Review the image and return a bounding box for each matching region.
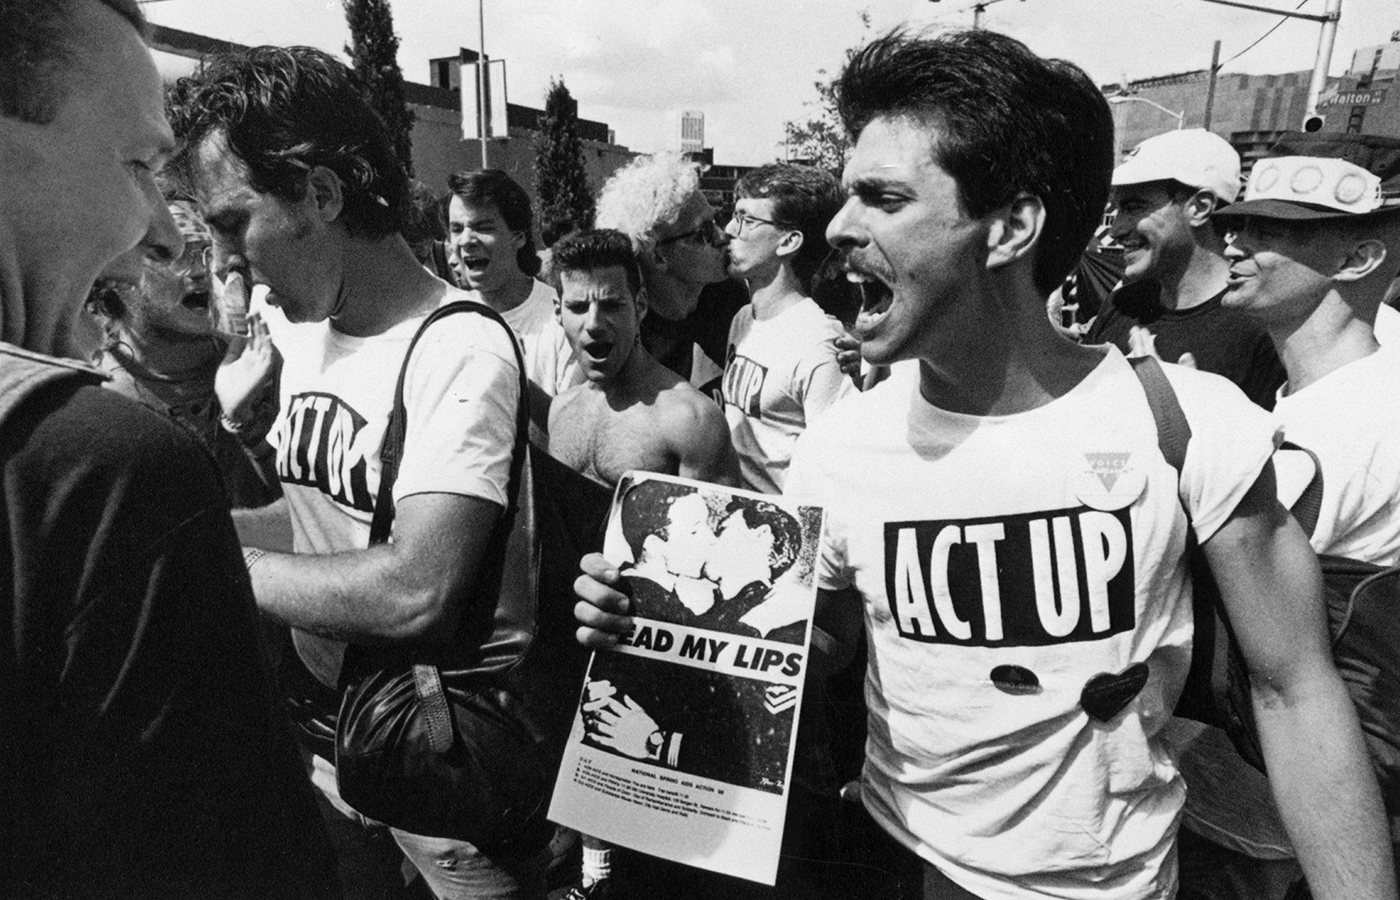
[143,0,1399,165]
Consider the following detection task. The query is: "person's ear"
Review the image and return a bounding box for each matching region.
[985,192,1045,272]
[1334,238,1388,283]
[635,285,649,324]
[774,229,804,261]
[1184,189,1217,228]
[304,166,344,223]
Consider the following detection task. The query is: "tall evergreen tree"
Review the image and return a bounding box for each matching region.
[343,0,415,177]
[534,78,594,247]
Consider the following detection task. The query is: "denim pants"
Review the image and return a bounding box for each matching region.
[310,753,548,900]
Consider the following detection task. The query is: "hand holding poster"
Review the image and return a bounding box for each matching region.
[548,472,825,885]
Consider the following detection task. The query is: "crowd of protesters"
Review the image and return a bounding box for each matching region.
[5,2,1400,900]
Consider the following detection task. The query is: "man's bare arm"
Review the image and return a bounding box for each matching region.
[248,491,501,644]
[1204,462,1395,900]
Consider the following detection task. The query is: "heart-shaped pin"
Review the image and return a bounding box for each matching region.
[1079,662,1149,722]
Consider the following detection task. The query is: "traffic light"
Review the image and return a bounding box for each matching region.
[1303,114,1326,133]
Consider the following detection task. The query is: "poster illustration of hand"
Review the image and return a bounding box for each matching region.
[548,472,825,885]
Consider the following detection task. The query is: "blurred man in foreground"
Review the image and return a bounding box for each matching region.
[0,1,335,896]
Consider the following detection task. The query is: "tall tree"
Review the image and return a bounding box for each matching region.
[343,0,415,177]
[785,11,871,174]
[534,78,595,247]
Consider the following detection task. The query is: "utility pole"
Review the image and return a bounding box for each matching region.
[1306,0,1343,129]
[1203,40,1222,130]
[477,0,487,168]
[1196,0,1342,130]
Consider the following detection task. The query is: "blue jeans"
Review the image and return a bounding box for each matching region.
[310,754,547,900]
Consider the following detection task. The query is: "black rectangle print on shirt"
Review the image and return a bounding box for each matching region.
[882,505,1135,647]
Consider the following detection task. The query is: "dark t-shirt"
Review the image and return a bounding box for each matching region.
[1085,280,1286,410]
[642,278,749,398]
[0,366,336,899]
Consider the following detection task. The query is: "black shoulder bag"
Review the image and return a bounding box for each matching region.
[334,300,608,850]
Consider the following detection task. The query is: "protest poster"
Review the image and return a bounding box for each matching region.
[547,472,825,885]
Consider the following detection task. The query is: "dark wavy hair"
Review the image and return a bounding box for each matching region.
[722,498,802,582]
[618,479,802,583]
[167,45,410,239]
[550,229,643,299]
[0,0,147,124]
[734,164,843,291]
[837,29,1114,296]
[447,169,541,277]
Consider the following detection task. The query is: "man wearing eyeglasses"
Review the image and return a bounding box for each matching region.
[86,192,282,509]
[721,164,854,495]
[1164,132,1400,900]
[596,152,736,395]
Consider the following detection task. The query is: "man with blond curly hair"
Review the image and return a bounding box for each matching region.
[596,151,735,391]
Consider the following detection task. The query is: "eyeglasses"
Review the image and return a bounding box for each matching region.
[148,244,214,278]
[656,220,725,248]
[729,212,789,236]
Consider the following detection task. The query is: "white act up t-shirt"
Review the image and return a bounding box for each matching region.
[785,347,1278,900]
[720,297,854,494]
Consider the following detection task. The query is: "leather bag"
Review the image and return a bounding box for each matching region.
[334,301,608,848]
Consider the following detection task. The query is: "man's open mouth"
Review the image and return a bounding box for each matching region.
[583,340,614,361]
[846,264,894,332]
[462,255,490,274]
[181,289,212,312]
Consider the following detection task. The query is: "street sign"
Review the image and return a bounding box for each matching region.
[1321,89,1387,108]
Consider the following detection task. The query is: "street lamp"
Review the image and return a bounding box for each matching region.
[1107,95,1186,129]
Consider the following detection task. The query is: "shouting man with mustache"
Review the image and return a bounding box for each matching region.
[575,28,1395,900]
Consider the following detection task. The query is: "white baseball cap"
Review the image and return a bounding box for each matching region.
[1112,129,1242,204]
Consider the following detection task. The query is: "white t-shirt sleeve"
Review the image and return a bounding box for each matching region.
[541,314,583,395]
[393,312,521,508]
[797,344,855,423]
[1167,365,1282,543]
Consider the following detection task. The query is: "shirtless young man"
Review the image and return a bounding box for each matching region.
[545,227,737,898]
[548,228,739,489]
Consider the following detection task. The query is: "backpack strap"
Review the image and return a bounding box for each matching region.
[1278,441,1324,539]
[1128,355,1191,483]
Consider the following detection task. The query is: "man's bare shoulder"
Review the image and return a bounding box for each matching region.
[644,369,736,484]
[651,375,724,429]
